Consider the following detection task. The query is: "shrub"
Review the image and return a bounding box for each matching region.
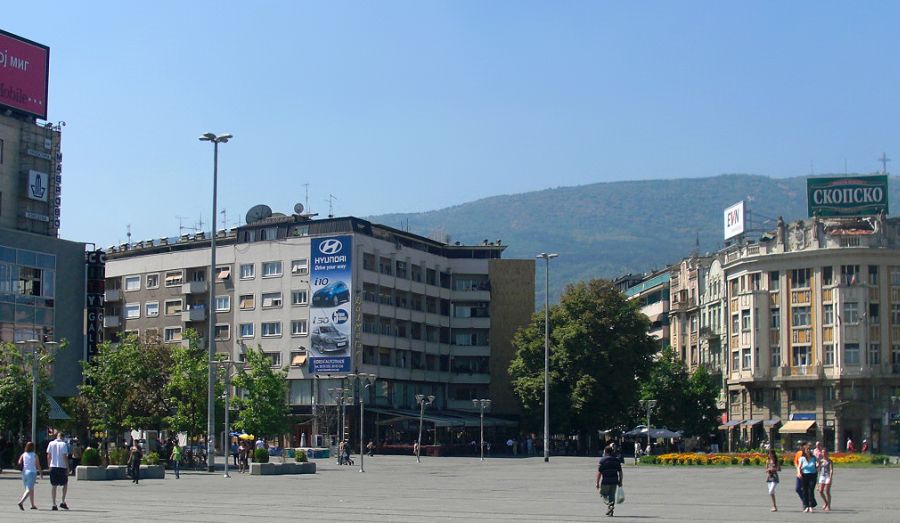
[639,455,657,464]
[142,451,160,465]
[82,448,100,466]
[295,449,308,463]
[741,458,751,466]
[254,447,269,463]
[108,448,128,465]
[752,457,762,466]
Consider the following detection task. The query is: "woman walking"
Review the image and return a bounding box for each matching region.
[128,440,143,484]
[765,448,781,512]
[817,449,833,511]
[796,444,817,512]
[170,442,181,479]
[16,442,41,511]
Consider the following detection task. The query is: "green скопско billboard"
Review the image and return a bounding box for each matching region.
[807,175,888,217]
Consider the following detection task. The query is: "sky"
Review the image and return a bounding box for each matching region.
[4,1,900,247]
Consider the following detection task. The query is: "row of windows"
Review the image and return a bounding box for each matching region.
[124,318,311,343]
[732,266,900,294]
[731,343,900,371]
[360,345,489,374]
[118,290,312,319]
[731,302,900,333]
[736,384,899,406]
[118,260,310,292]
[362,253,452,288]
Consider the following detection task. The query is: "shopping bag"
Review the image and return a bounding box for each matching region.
[616,486,625,504]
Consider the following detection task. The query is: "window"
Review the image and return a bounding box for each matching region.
[841,265,860,285]
[823,344,834,366]
[792,306,810,327]
[742,348,752,370]
[770,308,780,329]
[215,324,230,341]
[239,294,255,310]
[396,261,408,279]
[790,388,816,402]
[239,323,254,338]
[892,303,900,325]
[215,266,231,281]
[843,302,859,324]
[215,295,231,312]
[239,264,255,279]
[822,266,833,286]
[164,299,183,315]
[891,267,900,286]
[262,261,282,277]
[290,351,308,367]
[261,321,282,337]
[791,268,810,289]
[769,271,780,291]
[751,273,761,291]
[164,327,183,343]
[146,273,159,289]
[892,344,900,373]
[125,303,140,319]
[731,314,739,334]
[792,346,810,366]
[291,319,308,336]
[379,257,393,275]
[741,310,751,331]
[824,386,835,401]
[164,270,183,287]
[869,265,879,285]
[868,343,881,365]
[291,290,308,306]
[363,253,376,271]
[124,276,141,291]
[844,343,860,365]
[265,352,282,367]
[823,304,834,325]
[262,292,283,308]
[771,346,781,368]
[870,303,880,324]
[291,259,308,275]
[145,301,159,317]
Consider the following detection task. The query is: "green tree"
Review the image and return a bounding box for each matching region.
[686,365,720,437]
[508,279,658,440]
[165,329,216,443]
[640,347,720,438]
[0,342,53,440]
[232,346,290,438]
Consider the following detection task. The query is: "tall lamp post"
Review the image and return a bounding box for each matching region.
[472,399,492,461]
[536,252,558,462]
[16,338,58,445]
[639,399,658,453]
[415,394,435,463]
[199,131,232,472]
[347,372,376,472]
[216,358,242,478]
[328,386,350,464]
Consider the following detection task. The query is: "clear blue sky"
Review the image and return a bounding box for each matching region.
[5,1,899,247]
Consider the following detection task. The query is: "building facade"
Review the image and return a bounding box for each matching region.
[624,268,671,349]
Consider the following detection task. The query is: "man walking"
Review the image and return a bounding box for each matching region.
[596,446,623,517]
[46,431,70,511]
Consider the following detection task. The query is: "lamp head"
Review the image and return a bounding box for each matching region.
[415,394,425,402]
[427,395,436,404]
[199,132,217,141]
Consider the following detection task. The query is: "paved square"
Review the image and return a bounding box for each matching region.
[1,455,897,521]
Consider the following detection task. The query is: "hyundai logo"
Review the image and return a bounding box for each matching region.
[319,239,343,255]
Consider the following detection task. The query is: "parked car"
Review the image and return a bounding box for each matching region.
[311,324,349,353]
[312,281,350,307]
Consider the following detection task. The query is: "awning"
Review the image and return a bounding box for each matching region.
[743,419,763,426]
[718,419,743,429]
[369,407,516,428]
[45,393,70,420]
[216,267,231,280]
[779,420,816,434]
[763,418,782,428]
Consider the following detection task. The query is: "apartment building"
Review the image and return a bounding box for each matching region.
[104,213,534,445]
[624,268,671,348]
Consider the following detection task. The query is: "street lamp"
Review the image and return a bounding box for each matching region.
[15,338,58,445]
[199,131,232,472]
[536,252,558,462]
[328,386,351,464]
[347,372,376,472]
[215,358,242,478]
[415,394,435,463]
[639,399,658,453]
[472,399,492,461]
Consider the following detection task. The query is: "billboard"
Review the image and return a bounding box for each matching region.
[0,29,50,119]
[723,200,745,240]
[807,175,889,217]
[309,235,352,373]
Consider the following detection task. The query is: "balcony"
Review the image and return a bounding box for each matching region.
[181,307,207,322]
[103,315,120,328]
[777,364,823,379]
[181,281,208,294]
[700,326,720,340]
[104,289,122,302]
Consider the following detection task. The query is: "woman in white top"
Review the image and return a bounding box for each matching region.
[17,441,41,510]
[817,449,834,512]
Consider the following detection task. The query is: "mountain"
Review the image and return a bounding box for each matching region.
[369,174,900,302]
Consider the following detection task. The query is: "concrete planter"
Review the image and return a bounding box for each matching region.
[249,462,316,475]
[296,447,330,459]
[76,464,165,481]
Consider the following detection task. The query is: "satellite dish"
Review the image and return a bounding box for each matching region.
[294,202,305,214]
[245,204,272,224]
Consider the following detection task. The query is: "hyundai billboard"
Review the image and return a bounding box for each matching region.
[309,235,352,373]
[0,29,50,119]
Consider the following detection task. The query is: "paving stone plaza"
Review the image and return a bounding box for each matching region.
[1,455,898,521]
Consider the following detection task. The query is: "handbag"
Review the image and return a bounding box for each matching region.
[616,486,625,504]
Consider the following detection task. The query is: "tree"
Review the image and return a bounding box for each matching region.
[165,330,216,443]
[639,347,720,438]
[0,342,52,440]
[508,279,658,441]
[232,346,290,438]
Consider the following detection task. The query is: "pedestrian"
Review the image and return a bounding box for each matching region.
[367,440,375,457]
[817,449,833,512]
[813,440,823,460]
[46,431,70,511]
[765,448,781,512]
[792,440,808,508]
[343,441,353,466]
[645,443,651,456]
[595,446,623,517]
[861,439,869,453]
[796,443,817,512]
[413,441,420,460]
[239,442,249,473]
[845,436,854,453]
[634,441,641,464]
[16,441,42,511]
[338,440,346,465]
[128,440,143,484]
[231,439,239,467]
[69,438,82,476]
[170,442,182,479]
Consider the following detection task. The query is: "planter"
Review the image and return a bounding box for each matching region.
[250,462,316,475]
[296,447,330,459]
[76,464,166,481]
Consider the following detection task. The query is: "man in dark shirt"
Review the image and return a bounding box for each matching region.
[596,446,623,517]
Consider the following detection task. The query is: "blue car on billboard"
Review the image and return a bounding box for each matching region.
[312,280,350,307]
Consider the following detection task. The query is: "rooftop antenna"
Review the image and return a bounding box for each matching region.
[197,214,205,234]
[809,161,815,176]
[177,215,200,236]
[126,224,132,245]
[878,152,890,175]
[303,183,310,213]
[327,194,337,218]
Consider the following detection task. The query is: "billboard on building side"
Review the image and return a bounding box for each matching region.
[309,235,352,373]
[807,175,889,217]
[0,29,50,119]
[723,200,745,240]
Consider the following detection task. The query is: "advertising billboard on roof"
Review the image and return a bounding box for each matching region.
[807,175,888,217]
[0,29,50,119]
[723,200,745,240]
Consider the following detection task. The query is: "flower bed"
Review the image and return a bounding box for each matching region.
[641,452,890,466]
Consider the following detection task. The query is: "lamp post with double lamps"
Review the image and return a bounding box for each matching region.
[536,252,558,462]
[347,372,376,472]
[472,399,492,461]
[639,399,658,453]
[415,394,435,463]
[199,131,232,472]
[15,338,58,445]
